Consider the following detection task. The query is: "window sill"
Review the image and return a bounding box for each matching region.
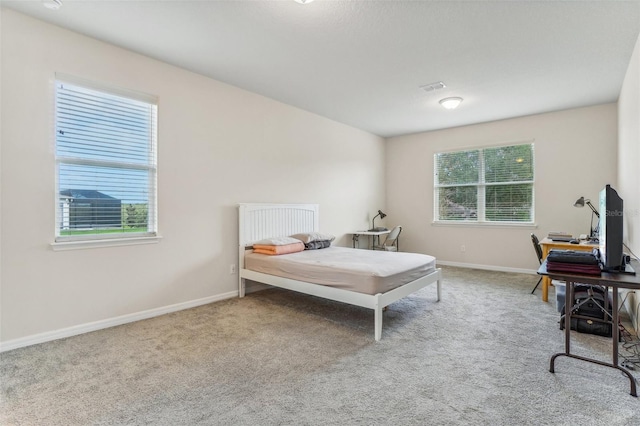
[432,221,537,229]
[51,235,162,251]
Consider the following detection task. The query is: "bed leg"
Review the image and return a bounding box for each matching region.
[374,304,383,341]
[436,277,441,302]
[239,277,246,298]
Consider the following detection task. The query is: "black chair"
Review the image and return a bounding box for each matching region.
[531,233,544,293]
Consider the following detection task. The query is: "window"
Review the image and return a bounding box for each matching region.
[54,76,158,244]
[434,143,534,224]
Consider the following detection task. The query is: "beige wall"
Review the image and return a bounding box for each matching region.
[386,104,618,272]
[0,10,385,345]
[618,33,640,329]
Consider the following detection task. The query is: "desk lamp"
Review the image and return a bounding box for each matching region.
[574,196,600,241]
[369,210,387,232]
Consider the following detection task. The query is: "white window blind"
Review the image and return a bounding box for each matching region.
[434,143,534,223]
[55,78,158,241]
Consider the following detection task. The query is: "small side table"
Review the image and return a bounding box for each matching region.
[538,259,640,397]
[350,230,390,249]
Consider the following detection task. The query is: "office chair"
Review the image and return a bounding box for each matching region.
[530,233,544,294]
[374,226,402,251]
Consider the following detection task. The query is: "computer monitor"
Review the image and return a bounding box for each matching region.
[598,184,633,274]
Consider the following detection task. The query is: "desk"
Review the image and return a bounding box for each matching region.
[350,230,390,249]
[538,259,640,397]
[539,238,598,302]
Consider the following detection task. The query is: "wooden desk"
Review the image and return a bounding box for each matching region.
[538,259,640,396]
[350,230,390,249]
[538,238,598,302]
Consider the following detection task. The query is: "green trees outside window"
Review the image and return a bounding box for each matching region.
[434,143,534,223]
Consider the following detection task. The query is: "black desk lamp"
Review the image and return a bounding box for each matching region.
[369,210,387,232]
[574,196,600,241]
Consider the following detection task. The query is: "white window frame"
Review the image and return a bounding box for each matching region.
[433,142,535,227]
[51,74,160,251]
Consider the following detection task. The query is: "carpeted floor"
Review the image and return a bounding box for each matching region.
[1,266,639,425]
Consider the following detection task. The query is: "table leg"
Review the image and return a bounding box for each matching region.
[542,276,550,302]
[565,280,573,354]
[613,286,619,366]
[541,245,551,302]
[550,279,573,373]
[549,280,638,397]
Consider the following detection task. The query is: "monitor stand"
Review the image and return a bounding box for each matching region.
[602,262,636,275]
[621,263,636,275]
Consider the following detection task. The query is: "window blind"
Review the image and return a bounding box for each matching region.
[55,79,157,241]
[434,143,534,223]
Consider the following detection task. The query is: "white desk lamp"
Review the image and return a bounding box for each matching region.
[574,196,600,241]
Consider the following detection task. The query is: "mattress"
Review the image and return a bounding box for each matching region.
[244,246,436,295]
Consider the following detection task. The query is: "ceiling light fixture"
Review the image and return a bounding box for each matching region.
[294,0,314,4]
[439,97,463,110]
[42,0,62,10]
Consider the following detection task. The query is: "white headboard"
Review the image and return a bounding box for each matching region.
[238,203,319,247]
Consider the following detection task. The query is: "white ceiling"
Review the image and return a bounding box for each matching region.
[3,0,640,138]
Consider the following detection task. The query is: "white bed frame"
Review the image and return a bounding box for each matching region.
[238,203,441,341]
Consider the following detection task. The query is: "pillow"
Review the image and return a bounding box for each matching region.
[253,236,302,246]
[253,242,305,255]
[304,240,332,250]
[290,232,335,244]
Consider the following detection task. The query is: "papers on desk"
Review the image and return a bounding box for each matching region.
[548,231,573,242]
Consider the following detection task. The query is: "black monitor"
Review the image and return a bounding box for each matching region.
[598,184,634,274]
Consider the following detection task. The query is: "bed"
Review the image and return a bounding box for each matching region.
[238,203,441,341]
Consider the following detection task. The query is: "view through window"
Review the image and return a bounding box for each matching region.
[434,143,534,224]
[55,77,158,241]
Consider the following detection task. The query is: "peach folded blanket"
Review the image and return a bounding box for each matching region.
[253,242,305,255]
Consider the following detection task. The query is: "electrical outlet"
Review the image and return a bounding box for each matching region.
[460,245,466,252]
[230,264,236,275]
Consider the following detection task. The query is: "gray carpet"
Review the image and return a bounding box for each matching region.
[1,266,639,425]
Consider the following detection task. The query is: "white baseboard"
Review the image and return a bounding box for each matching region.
[436,260,537,275]
[0,291,238,353]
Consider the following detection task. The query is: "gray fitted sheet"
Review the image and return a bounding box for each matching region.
[244,246,436,295]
